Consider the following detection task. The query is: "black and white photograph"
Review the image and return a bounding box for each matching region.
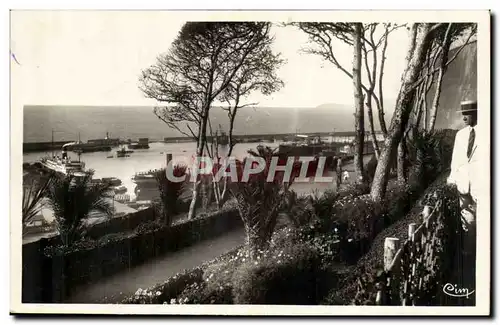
[10,10,491,316]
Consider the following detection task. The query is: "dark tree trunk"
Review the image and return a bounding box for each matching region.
[370,24,434,202]
[377,28,389,137]
[397,137,407,182]
[366,96,380,160]
[188,111,208,219]
[352,23,365,182]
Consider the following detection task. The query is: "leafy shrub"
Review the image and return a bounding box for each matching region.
[382,182,422,227]
[175,262,236,304]
[125,267,204,304]
[269,227,296,248]
[407,128,457,189]
[135,219,167,235]
[309,232,341,264]
[309,189,338,222]
[176,247,267,305]
[281,190,316,228]
[337,181,371,199]
[343,182,462,306]
[331,196,385,262]
[44,237,98,257]
[231,243,330,305]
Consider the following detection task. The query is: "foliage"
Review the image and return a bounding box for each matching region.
[154,164,188,225]
[140,22,284,220]
[406,128,456,189]
[22,172,55,234]
[229,146,296,258]
[351,183,462,305]
[175,261,238,304]
[46,170,114,246]
[231,243,331,304]
[127,268,204,304]
[140,22,283,140]
[382,181,423,227]
[281,190,317,228]
[135,219,167,235]
[308,189,338,222]
[120,177,431,306]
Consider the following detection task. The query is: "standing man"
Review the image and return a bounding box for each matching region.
[447,100,478,301]
[447,100,478,231]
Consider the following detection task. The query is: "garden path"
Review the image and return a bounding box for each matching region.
[65,228,246,303]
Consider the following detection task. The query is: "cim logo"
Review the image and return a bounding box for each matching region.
[442,283,475,299]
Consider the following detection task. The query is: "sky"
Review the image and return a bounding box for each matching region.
[10,11,411,108]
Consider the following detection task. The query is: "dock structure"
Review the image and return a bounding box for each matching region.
[163,130,385,144]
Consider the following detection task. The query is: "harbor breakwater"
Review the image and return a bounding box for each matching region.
[23,141,72,153]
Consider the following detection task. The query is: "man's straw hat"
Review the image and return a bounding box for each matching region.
[458,100,478,113]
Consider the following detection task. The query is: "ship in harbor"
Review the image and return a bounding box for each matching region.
[207,125,229,146]
[116,146,134,158]
[38,130,87,176]
[40,151,86,176]
[62,132,121,153]
[128,138,150,149]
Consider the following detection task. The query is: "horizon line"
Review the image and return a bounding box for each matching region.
[23,103,360,110]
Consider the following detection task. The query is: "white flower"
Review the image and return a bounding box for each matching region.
[135,288,143,296]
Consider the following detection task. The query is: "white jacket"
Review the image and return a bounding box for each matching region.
[447,125,479,202]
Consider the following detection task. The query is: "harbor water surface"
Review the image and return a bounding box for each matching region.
[23,141,281,200]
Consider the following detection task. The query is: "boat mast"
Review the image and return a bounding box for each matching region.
[51,128,54,158]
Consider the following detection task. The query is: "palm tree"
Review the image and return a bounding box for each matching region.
[22,172,54,236]
[46,170,114,246]
[230,145,297,259]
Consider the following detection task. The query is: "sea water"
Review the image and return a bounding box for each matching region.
[23,141,278,199]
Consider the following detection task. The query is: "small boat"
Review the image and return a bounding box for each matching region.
[116,146,134,158]
[131,170,158,184]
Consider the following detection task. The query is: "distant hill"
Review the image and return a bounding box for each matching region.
[23,102,396,143]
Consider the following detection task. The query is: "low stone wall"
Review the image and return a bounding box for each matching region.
[22,207,242,303]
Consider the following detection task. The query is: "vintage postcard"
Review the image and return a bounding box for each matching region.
[10,10,491,316]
